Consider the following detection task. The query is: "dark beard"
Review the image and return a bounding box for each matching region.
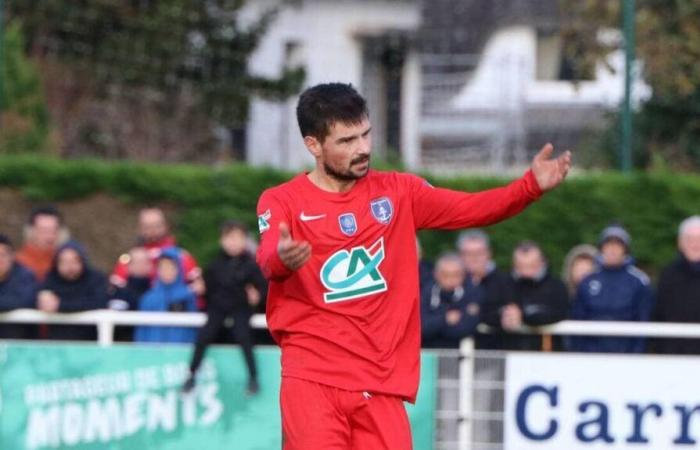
[323,157,370,182]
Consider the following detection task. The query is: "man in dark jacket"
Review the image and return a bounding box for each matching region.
[569,225,653,353]
[183,221,267,395]
[37,241,108,341]
[456,230,516,350]
[493,241,569,350]
[421,253,480,348]
[655,216,700,354]
[0,234,38,339]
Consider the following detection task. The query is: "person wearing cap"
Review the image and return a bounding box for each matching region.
[568,224,654,353]
[0,234,39,339]
[655,216,700,354]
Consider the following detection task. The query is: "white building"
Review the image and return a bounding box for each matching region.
[242,0,422,170]
[242,0,649,172]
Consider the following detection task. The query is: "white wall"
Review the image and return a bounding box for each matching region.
[243,0,421,169]
[452,26,651,111]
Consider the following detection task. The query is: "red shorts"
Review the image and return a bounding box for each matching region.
[280,376,413,450]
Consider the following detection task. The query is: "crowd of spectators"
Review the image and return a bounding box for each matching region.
[419,216,700,355]
[2,205,700,362]
[0,205,265,394]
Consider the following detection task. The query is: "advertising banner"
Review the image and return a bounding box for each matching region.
[0,342,437,450]
[505,352,700,449]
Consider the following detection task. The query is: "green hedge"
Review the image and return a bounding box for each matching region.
[1,156,698,277]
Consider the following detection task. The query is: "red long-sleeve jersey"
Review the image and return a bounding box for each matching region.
[256,169,542,402]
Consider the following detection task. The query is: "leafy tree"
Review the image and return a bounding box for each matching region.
[563,0,700,170]
[7,0,304,159]
[0,21,50,153]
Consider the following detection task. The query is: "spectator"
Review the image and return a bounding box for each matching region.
[563,244,599,297]
[38,241,109,341]
[111,208,204,299]
[655,216,700,354]
[16,206,66,281]
[421,252,480,348]
[457,230,515,350]
[500,241,569,350]
[183,221,267,394]
[108,247,152,341]
[569,224,653,353]
[134,247,198,344]
[0,234,38,339]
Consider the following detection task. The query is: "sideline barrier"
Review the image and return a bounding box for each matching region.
[4,311,700,449]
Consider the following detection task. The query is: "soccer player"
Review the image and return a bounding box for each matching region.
[256,83,571,450]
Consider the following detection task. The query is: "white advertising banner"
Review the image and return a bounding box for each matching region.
[505,352,700,449]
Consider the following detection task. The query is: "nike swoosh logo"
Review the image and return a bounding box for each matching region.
[300,212,326,222]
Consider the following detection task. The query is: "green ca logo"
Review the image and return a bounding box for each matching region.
[320,238,387,303]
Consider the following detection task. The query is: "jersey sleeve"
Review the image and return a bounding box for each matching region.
[407,170,543,230]
[255,189,294,282]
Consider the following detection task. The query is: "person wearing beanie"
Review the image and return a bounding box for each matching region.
[37,241,109,341]
[568,224,654,353]
[655,216,700,354]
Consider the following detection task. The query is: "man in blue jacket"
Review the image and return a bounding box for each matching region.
[569,225,653,353]
[0,234,39,339]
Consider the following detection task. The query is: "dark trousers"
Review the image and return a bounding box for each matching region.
[189,309,257,380]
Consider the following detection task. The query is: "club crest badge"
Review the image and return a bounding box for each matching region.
[370,197,393,224]
[338,213,358,236]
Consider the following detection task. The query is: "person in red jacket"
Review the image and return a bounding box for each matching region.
[256,83,571,450]
[111,208,204,300]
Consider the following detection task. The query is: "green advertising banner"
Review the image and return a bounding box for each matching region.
[0,342,437,450]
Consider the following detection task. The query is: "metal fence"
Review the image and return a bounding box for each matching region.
[4,311,700,449]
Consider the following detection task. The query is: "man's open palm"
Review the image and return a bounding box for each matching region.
[531,143,572,192]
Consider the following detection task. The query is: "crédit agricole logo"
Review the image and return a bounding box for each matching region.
[320,238,387,303]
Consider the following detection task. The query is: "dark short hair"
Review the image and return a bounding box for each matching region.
[29,205,63,226]
[296,83,369,142]
[220,220,249,236]
[0,234,13,250]
[514,240,542,254]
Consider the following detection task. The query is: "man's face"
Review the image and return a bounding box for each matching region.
[435,259,465,291]
[221,229,247,257]
[460,239,491,276]
[139,209,168,244]
[680,225,700,263]
[312,118,372,182]
[601,239,627,267]
[513,249,545,280]
[0,244,14,280]
[57,248,84,281]
[31,214,61,250]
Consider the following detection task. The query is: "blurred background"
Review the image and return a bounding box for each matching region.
[1,1,700,449]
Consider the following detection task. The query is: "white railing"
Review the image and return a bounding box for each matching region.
[0,309,268,346]
[4,310,700,450]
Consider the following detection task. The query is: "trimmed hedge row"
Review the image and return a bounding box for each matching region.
[1,156,698,277]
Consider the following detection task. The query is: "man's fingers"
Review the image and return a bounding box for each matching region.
[281,242,311,260]
[284,244,312,269]
[534,143,554,163]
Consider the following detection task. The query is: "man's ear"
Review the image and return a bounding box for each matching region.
[304,136,323,158]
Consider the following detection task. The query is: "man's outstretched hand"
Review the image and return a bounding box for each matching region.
[531,143,572,192]
[277,222,311,271]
